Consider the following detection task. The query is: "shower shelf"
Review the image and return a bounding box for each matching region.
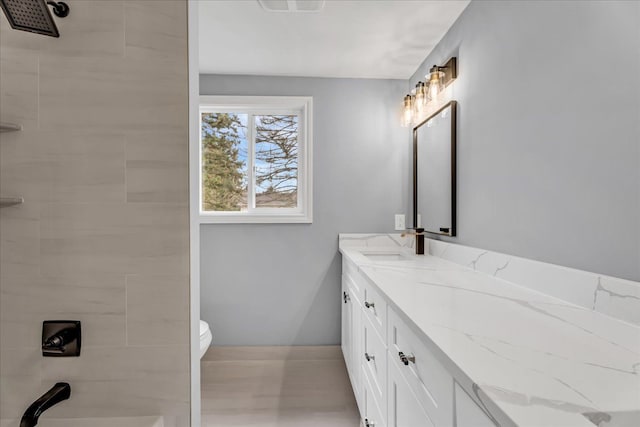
[0,197,24,208]
[0,123,24,207]
[0,122,22,132]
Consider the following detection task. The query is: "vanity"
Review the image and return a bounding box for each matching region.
[340,68,640,427]
[339,234,640,427]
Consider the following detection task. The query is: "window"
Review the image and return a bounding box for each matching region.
[199,96,312,223]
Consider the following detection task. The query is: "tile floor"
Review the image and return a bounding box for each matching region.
[201,346,360,427]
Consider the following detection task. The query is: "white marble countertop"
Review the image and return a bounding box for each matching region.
[339,242,640,427]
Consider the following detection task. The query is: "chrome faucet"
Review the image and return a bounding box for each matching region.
[20,382,70,427]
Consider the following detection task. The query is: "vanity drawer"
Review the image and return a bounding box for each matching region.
[388,308,454,427]
[343,272,362,308]
[362,312,387,419]
[343,258,365,301]
[363,281,387,341]
[363,365,387,427]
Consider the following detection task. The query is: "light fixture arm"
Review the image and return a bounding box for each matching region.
[430,57,457,86]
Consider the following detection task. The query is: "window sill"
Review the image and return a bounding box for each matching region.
[198,213,312,224]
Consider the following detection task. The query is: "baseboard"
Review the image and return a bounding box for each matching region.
[201,345,343,362]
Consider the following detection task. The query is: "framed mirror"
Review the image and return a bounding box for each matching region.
[413,100,457,236]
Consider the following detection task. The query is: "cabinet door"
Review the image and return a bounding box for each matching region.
[363,281,387,340]
[455,383,497,427]
[389,357,435,427]
[363,368,387,427]
[342,275,363,410]
[341,277,352,370]
[350,287,363,410]
[362,313,387,418]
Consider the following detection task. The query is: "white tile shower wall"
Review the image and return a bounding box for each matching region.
[0,1,190,425]
[428,239,640,326]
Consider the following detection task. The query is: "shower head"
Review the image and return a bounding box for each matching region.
[0,0,69,38]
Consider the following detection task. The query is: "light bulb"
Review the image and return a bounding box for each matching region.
[427,65,445,100]
[414,81,427,114]
[401,94,414,127]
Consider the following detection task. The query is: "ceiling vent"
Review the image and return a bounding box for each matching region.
[258,0,325,13]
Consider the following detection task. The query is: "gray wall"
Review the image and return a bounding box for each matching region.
[412,0,640,281]
[201,0,640,346]
[200,75,408,345]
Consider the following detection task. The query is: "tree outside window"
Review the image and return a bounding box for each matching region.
[199,96,311,223]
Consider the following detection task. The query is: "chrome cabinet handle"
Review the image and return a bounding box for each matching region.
[364,418,375,427]
[343,291,349,303]
[364,352,375,362]
[398,351,416,366]
[364,301,375,309]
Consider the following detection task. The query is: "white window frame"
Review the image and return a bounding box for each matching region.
[198,95,313,224]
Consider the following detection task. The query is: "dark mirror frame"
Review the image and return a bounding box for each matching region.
[413,100,457,236]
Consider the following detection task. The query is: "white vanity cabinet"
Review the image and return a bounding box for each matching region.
[341,257,497,427]
[341,260,365,411]
[343,259,388,424]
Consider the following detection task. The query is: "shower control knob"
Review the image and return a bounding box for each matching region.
[42,320,81,357]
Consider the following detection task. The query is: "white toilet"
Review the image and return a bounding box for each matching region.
[199,320,212,359]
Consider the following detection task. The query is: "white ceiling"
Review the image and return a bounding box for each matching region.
[198,0,470,79]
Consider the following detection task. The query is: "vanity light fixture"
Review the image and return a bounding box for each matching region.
[401,57,457,126]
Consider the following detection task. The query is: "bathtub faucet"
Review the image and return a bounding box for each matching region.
[20,382,70,427]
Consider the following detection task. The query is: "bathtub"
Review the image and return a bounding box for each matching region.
[0,416,163,427]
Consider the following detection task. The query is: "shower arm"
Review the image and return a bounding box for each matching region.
[46,1,69,18]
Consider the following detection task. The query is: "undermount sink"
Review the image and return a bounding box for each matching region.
[361,252,409,261]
